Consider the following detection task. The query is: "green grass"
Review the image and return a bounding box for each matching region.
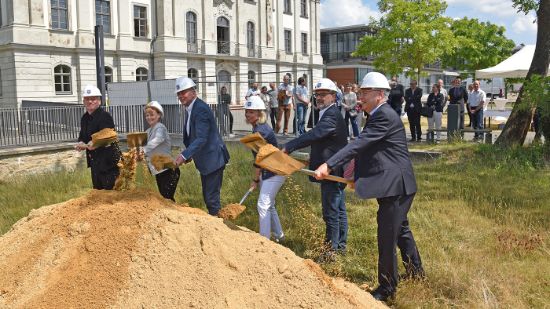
[1,143,549,308]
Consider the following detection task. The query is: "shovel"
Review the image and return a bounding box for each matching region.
[244,136,353,186]
[126,132,148,148]
[218,187,254,220]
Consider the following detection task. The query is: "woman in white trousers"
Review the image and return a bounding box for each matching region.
[427,84,445,142]
[244,96,286,241]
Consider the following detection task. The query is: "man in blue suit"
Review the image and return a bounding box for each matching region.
[315,72,424,302]
[283,78,348,261]
[174,77,230,216]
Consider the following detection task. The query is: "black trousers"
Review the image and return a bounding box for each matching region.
[155,168,180,201]
[90,167,118,190]
[200,166,225,216]
[407,111,422,140]
[376,193,423,293]
[270,107,278,129]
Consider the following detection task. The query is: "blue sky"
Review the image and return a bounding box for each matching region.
[319,0,538,45]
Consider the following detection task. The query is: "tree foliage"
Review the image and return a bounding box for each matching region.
[441,18,515,78]
[496,0,549,147]
[353,0,454,80]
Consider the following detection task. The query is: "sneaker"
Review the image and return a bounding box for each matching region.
[228,133,235,138]
[274,236,286,244]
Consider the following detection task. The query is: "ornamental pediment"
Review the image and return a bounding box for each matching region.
[213,0,234,8]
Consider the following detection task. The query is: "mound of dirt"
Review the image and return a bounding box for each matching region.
[0,190,386,308]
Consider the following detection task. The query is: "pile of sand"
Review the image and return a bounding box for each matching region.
[0,190,386,308]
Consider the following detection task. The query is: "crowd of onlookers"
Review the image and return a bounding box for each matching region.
[227,74,502,142]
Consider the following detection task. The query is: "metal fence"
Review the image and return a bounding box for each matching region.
[0,103,229,148]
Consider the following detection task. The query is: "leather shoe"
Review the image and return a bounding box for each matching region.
[409,138,417,142]
[370,286,395,302]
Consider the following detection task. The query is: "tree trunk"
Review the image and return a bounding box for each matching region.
[495,0,550,147]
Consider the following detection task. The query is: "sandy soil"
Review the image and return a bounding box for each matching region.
[0,190,386,309]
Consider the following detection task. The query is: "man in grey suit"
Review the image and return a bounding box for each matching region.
[283,78,349,261]
[314,72,424,302]
[174,77,230,216]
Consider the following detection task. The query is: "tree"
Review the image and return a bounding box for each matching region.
[353,0,454,81]
[495,0,550,147]
[441,18,515,79]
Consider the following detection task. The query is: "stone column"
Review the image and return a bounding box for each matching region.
[238,61,249,105]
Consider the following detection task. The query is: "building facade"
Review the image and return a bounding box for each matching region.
[0,0,323,107]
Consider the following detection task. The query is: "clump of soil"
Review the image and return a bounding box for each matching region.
[114,148,138,190]
[0,190,386,309]
[218,203,246,220]
[150,153,175,171]
[91,128,118,147]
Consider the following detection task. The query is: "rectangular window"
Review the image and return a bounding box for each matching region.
[51,0,68,30]
[301,33,308,55]
[284,30,292,54]
[133,6,147,38]
[300,0,307,18]
[284,0,292,14]
[96,0,111,34]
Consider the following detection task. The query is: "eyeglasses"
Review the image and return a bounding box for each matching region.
[357,88,379,96]
[314,93,332,98]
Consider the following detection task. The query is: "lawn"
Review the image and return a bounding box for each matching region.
[1,142,549,308]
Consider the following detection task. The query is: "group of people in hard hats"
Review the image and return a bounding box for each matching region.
[76,71,424,302]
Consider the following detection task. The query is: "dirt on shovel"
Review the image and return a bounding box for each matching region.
[218,203,246,220]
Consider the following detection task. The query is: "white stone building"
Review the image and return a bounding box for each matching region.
[0,0,323,107]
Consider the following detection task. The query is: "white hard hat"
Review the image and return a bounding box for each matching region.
[145,101,164,117]
[313,78,338,92]
[360,72,390,89]
[82,84,102,97]
[244,96,265,110]
[175,76,196,93]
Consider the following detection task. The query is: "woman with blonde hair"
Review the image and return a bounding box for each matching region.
[142,101,180,201]
[244,96,286,242]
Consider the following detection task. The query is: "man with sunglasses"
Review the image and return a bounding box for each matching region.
[314,72,424,302]
[283,78,348,261]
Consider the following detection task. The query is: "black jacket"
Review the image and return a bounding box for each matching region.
[284,104,348,182]
[326,103,417,199]
[448,86,468,112]
[404,87,423,113]
[427,93,445,113]
[78,107,120,172]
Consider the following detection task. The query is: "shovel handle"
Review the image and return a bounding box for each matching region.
[300,169,353,185]
[239,187,255,205]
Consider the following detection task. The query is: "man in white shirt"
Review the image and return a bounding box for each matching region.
[245,82,261,101]
[467,80,486,141]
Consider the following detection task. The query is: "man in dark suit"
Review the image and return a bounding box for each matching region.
[174,77,230,216]
[448,78,469,130]
[404,80,423,141]
[315,72,424,302]
[283,78,349,260]
[76,85,121,190]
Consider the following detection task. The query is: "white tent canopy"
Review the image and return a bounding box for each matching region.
[476,45,550,78]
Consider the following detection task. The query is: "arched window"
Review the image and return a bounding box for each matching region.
[217,17,230,54]
[186,11,197,53]
[247,70,255,87]
[136,67,148,81]
[187,68,198,84]
[54,64,71,94]
[247,21,255,57]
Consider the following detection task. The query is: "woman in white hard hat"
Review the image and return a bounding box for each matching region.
[76,84,121,190]
[244,96,286,242]
[142,101,180,201]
